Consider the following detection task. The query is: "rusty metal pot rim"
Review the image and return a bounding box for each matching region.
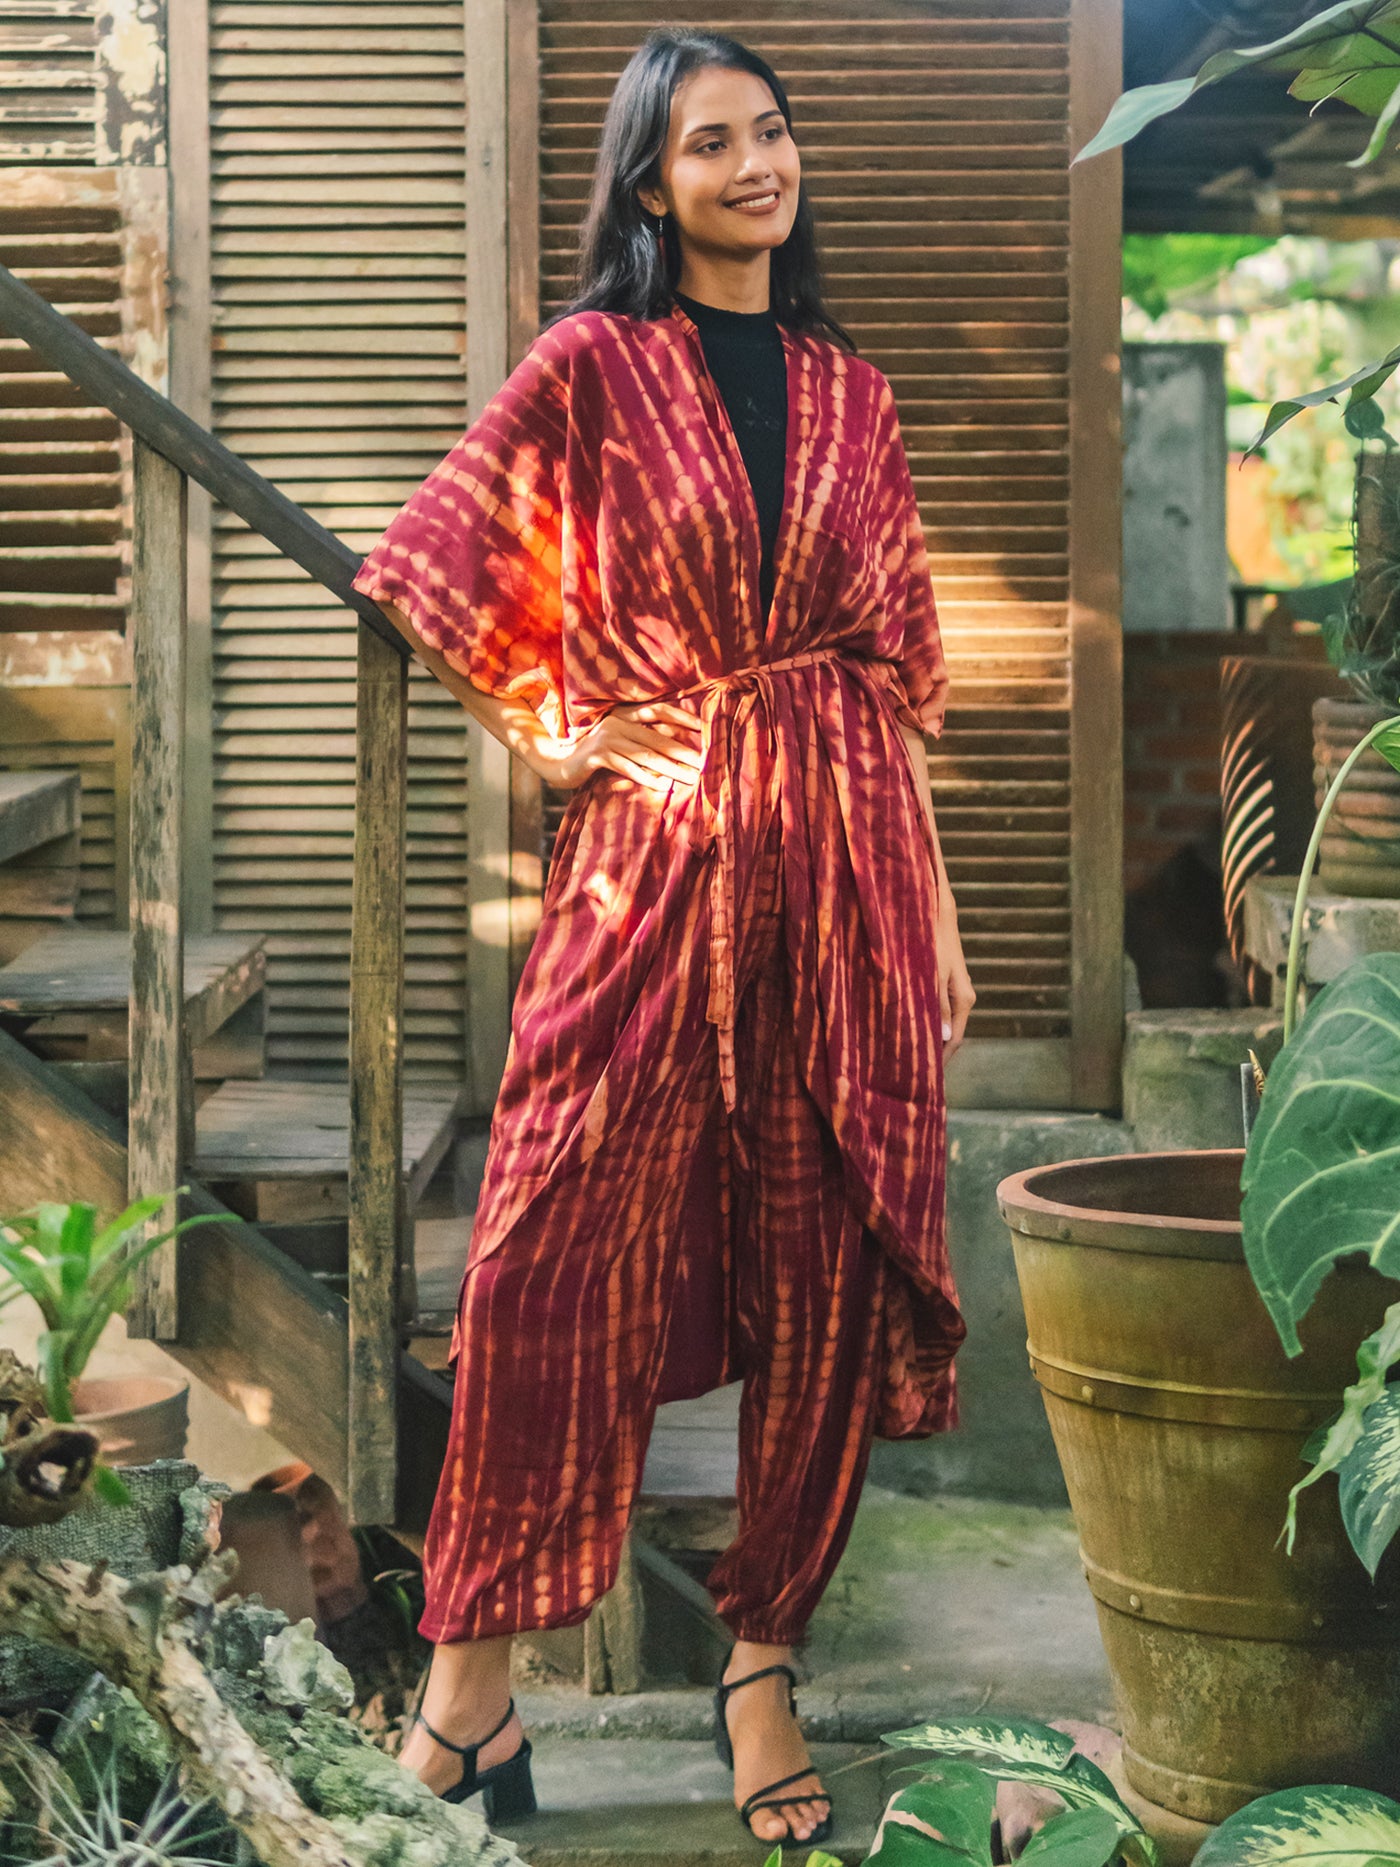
[997,1148,1248,1261]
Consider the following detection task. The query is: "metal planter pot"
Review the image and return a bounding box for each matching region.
[996,1148,1400,1825]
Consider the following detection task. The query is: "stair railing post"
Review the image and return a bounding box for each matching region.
[347,618,408,1525]
[127,437,190,1340]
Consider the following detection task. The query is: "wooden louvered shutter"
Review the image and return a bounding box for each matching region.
[1,0,98,165]
[206,0,472,1083]
[536,0,1121,1109]
[0,165,168,935]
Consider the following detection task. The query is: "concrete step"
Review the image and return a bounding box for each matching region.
[491,1737,896,1865]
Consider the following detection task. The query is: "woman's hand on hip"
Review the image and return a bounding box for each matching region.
[529,700,706,793]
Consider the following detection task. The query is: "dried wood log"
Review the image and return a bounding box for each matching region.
[0,1553,523,1867]
[0,1352,97,1529]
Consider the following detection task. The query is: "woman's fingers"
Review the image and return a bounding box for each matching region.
[607,719,705,781]
[615,699,704,735]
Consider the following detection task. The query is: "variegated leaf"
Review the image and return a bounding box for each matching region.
[1192,1783,1400,1864]
[879,1720,1154,1864]
[880,1720,1076,1772]
[1339,1384,1400,1574]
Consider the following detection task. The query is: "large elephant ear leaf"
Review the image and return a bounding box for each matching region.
[1340,1385,1400,1575]
[1192,1783,1400,1865]
[1076,0,1400,166]
[1241,952,1400,1353]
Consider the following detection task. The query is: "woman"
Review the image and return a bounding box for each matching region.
[352,27,975,1847]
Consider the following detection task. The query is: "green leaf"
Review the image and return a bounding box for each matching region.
[89,1462,131,1508]
[868,1822,975,1865]
[1247,346,1400,454]
[1018,1806,1126,1867]
[1281,1303,1400,1550]
[886,1765,996,1865]
[1339,1385,1400,1574]
[1352,71,1400,164]
[805,1855,844,1867]
[56,1201,96,1306]
[880,1720,1077,1772]
[1242,953,1400,1353]
[1375,721,1400,777]
[1076,1,1400,166]
[86,1193,169,1269]
[36,1327,76,1422]
[1192,1783,1400,1864]
[878,1719,1152,1862]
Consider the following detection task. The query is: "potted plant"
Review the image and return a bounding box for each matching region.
[0,1195,209,1471]
[992,7,1400,1826]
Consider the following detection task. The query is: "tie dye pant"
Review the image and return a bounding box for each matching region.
[419,798,897,1648]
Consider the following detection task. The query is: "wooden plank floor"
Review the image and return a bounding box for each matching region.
[0,929,265,1047]
[0,769,80,865]
[195,1078,462,1201]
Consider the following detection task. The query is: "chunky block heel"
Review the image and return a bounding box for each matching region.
[414,1697,537,1822]
[480,1739,538,1822]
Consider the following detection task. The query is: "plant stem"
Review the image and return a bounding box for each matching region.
[1283,713,1400,1041]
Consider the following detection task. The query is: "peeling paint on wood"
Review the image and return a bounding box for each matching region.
[95,0,167,166]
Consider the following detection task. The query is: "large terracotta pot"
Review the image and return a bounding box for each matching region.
[1314,695,1400,896]
[997,1149,1400,1825]
[72,1372,189,1465]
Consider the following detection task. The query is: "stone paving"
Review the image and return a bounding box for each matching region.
[495,1487,1120,1864]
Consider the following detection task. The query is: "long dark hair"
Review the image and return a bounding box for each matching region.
[549,28,856,353]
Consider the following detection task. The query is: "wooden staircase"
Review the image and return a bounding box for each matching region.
[0,249,734,1691]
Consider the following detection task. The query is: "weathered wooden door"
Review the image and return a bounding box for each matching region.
[521,0,1123,1111]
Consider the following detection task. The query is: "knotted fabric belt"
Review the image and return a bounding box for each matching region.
[655,644,895,1115]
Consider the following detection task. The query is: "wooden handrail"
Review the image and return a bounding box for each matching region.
[1,259,411,1526]
[0,259,404,655]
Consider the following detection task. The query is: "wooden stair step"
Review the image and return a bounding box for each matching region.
[0,768,80,865]
[0,928,265,1047]
[195,1077,461,1207]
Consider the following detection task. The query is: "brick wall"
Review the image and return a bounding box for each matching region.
[1122,626,1331,895]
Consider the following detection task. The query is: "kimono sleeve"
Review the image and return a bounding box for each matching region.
[874,379,950,740]
[351,330,572,740]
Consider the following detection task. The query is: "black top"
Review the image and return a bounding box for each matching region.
[675,291,788,620]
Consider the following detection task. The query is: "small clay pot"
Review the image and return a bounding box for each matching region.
[72,1373,190,1465]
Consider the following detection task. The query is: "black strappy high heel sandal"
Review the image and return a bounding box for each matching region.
[713,1649,834,1847]
[413,1696,538,1821]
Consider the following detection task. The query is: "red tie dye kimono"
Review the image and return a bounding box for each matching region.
[353,300,964,1440]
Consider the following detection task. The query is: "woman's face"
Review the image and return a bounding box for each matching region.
[638,65,801,263]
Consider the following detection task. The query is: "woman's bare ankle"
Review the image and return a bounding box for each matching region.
[401,1635,518,1792]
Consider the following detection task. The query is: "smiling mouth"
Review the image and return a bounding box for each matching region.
[726,191,780,211]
